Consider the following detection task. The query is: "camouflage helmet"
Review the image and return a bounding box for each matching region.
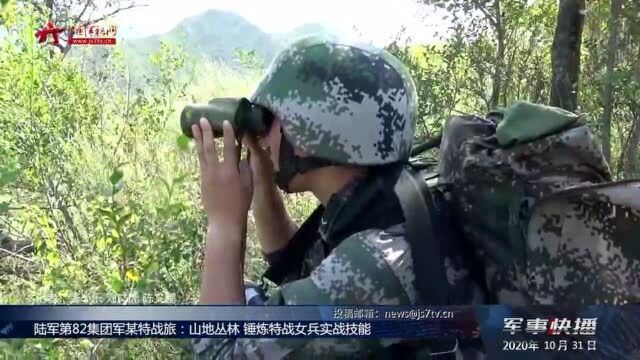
[250,35,418,165]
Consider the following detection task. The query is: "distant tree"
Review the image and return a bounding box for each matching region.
[421,0,509,110]
[617,2,640,178]
[599,0,621,163]
[550,0,585,112]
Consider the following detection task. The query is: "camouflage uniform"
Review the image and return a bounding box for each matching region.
[194,36,483,359]
[195,168,482,359]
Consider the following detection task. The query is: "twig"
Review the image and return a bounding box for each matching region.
[0,247,36,263]
[16,244,33,253]
[81,3,148,29]
[75,0,94,22]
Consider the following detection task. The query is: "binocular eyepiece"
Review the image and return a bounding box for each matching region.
[180,97,274,138]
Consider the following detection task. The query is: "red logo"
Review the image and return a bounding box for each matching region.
[35,21,65,45]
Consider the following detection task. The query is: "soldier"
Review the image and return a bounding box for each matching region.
[191,36,475,359]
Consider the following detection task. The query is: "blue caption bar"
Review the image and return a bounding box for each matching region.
[0,320,463,339]
[0,305,472,322]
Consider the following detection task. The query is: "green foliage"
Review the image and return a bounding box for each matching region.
[233,48,265,72]
[0,4,271,357]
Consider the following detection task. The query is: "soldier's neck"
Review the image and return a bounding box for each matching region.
[308,166,367,206]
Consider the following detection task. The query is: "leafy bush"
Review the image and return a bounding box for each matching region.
[0,4,313,357]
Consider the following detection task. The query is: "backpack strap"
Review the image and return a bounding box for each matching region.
[262,205,324,286]
[394,166,449,305]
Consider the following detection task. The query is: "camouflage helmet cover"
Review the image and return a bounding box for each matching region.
[250,35,418,165]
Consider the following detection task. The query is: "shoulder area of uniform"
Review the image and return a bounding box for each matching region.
[347,223,407,242]
[315,222,417,304]
[333,222,411,270]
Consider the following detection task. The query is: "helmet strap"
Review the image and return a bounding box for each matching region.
[274,135,338,193]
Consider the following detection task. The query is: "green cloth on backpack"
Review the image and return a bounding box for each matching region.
[495,100,580,147]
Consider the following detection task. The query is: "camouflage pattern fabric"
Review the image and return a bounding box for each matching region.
[193,220,413,359]
[194,169,483,359]
[194,178,418,359]
[527,180,640,304]
[250,35,417,165]
[438,105,640,306]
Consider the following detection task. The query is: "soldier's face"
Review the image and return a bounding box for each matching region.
[263,118,309,193]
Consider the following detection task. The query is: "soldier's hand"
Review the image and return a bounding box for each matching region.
[192,118,253,229]
[242,135,275,192]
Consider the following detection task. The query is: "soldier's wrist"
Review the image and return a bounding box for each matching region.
[206,221,245,249]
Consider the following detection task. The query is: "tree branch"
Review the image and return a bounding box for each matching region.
[75,0,94,22]
[0,247,36,263]
[83,3,146,28]
[470,0,497,27]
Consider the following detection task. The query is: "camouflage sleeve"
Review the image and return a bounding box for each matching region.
[194,223,418,359]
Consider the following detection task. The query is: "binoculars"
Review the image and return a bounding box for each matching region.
[180,97,274,138]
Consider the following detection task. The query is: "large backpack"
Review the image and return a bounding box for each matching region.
[402,100,640,306]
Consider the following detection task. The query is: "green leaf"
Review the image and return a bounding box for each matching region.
[0,167,17,187]
[0,202,9,213]
[79,339,93,349]
[109,168,124,185]
[157,177,171,194]
[57,289,70,300]
[176,134,190,151]
[109,272,125,294]
[0,0,9,7]
[136,278,149,292]
[116,213,133,226]
[173,174,187,184]
[145,261,159,274]
[96,238,107,251]
[96,207,112,217]
[46,252,59,266]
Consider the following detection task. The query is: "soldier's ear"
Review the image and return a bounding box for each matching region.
[266,118,282,167]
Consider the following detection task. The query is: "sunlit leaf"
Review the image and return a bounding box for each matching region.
[96,238,106,251]
[176,134,190,151]
[57,289,70,299]
[46,252,59,266]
